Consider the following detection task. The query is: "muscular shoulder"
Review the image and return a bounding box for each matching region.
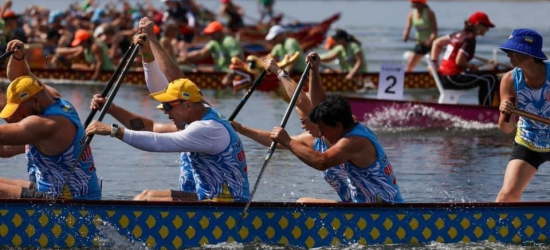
[20,115,75,140]
[338,135,375,155]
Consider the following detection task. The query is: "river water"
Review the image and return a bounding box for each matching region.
[3,0,550,249]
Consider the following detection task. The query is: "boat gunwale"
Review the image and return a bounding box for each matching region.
[6,199,550,209]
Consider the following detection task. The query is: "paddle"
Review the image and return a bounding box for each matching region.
[54,43,142,201]
[504,97,515,123]
[474,55,513,71]
[0,51,13,62]
[228,51,301,121]
[241,60,312,215]
[511,109,550,126]
[228,69,266,121]
[84,43,137,127]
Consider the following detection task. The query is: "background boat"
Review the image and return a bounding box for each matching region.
[1,199,549,249]
[0,68,443,91]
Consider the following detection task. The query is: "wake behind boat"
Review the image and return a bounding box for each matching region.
[347,95,499,129]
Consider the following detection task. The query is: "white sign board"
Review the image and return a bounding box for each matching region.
[377,64,405,100]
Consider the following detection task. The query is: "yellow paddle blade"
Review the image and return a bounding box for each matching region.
[277,51,301,68]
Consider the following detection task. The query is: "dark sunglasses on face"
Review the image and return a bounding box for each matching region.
[162,100,184,111]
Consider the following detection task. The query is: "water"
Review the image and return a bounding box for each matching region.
[3,0,550,249]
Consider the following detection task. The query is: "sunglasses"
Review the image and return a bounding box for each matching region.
[162,100,184,111]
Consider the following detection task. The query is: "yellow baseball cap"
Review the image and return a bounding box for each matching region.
[0,76,44,118]
[150,78,203,103]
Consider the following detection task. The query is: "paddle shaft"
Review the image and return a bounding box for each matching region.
[504,97,515,123]
[0,51,13,62]
[228,70,266,121]
[54,44,141,201]
[83,43,137,127]
[511,109,550,126]
[242,62,312,214]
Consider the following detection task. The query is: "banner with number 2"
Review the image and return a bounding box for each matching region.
[377,64,405,100]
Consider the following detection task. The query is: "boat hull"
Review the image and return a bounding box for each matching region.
[0,199,549,249]
[347,96,499,128]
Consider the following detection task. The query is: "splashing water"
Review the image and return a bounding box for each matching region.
[363,104,498,132]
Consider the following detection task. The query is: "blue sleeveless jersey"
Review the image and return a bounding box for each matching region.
[26,98,101,200]
[179,108,250,201]
[314,123,404,203]
[513,62,550,152]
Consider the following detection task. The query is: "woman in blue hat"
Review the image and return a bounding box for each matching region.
[496,28,549,202]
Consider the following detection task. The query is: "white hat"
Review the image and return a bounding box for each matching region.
[93,25,105,38]
[265,25,285,41]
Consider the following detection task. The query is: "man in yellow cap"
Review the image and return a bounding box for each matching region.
[0,75,101,200]
[85,24,250,202]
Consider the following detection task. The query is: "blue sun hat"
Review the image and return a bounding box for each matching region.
[499,28,547,60]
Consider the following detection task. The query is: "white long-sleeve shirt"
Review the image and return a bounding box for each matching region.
[120,60,231,154]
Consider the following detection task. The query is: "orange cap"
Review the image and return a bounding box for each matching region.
[153,25,161,35]
[221,0,231,3]
[203,21,223,35]
[324,36,336,50]
[410,0,427,4]
[2,10,17,20]
[71,29,91,47]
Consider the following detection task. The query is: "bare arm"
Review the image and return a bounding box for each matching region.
[6,40,61,98]
[6,40,32,80]
[498,72,516,134]
[403,11,413,42]
[427,9,438,45]
[139,17,184,81]
[183,47,210,63]
[0,145,25,158]
[306,52,326,108]
[90,94,177,133]
[430,35,449,62]
[91,43,103,80]
[263,58,312,115]
[272,127,361,171]
[0,116,58,145]
[347,51,363,79]
[319,50,339,62]
[230,121,313,149]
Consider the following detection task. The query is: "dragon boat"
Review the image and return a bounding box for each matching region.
[0,199,548,249]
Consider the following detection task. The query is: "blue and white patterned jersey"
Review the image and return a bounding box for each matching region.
[26,98,101,200]
[513,62,550,152]
[314,123,404,203]
[179,108,250,201]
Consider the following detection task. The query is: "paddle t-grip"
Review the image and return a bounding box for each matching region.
[504,97,515,123]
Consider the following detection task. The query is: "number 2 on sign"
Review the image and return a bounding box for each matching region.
[384,76,397,94]
[377,64,404,100]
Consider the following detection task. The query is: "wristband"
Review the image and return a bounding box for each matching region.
[277,69,289,80]
[142,53,153,59]
[12,53,25,61]
[110,124,120,137]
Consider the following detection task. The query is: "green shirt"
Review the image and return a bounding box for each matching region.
[84,39,115,71]
[270,37,306,72]
[412,8,432,42]
[205,36,242,72]
[321,42,367,73]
